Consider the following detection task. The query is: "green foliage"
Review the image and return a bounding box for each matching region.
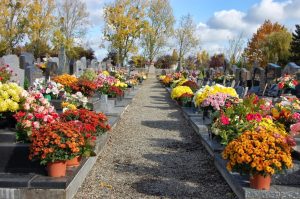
[130,55,146,68]
[260,29,292,65]
[290,24,300,65]
[80,69,97,81]
[68,46,95,60]
[24,78,30,90]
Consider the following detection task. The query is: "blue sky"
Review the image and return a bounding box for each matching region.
[84,0,300,60]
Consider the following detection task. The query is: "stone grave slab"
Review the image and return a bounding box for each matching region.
[0,133,109,199]
[214,154,300,199]
[3,54,19,68]
[181,107,200,120]
[115,98,131,108]
[108,116,120,129]
[9,65,24,87]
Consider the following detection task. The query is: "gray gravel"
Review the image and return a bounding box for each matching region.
[74,76,237,199]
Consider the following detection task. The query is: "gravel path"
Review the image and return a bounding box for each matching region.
[74,76,236,199]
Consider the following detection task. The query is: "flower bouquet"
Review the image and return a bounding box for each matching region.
[96,73,117,93]
[0,65,14,83]
[35,62,47,73]
[114,80,128,91]
[14,91,59,142]
[211,94,271,145]
[277,74,298,94]
[170,78,187,89]
[222,127,293,190]
[31,78,66,100]
[107,85,123,98]
[182,80,199,92]
[29,121,85,177]
[161,75,173,87]
[271,104,300,132]
[60,109,111,157]
[60,109,110,136]
[0,82,25,128]
[52,74,78,92]
[126,79,138,88]
[80,69,97,81]
[171,86,194,107]
[61,92,89,112]
[70,79,98,97]
[193,84,238,114]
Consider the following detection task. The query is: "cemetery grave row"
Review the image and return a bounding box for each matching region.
[159,69,300,199]
[0,56,148,199]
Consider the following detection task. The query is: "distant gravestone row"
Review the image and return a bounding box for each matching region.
[0,53,104,88]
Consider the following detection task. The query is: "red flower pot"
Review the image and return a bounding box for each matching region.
[66,156,81,167]
[47,161,67,177]
[250,174,271,190]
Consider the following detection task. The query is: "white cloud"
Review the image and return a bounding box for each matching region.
[285,0,300,19]
[197,23,234,43]
[246,0,287,23]
[208,9,247,30]
[195,0,300,56]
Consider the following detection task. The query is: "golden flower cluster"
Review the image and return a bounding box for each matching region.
[222,128,292,176]
[52,74,78,87]
[171,86,193,100]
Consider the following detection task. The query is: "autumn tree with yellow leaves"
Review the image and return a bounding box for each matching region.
[26,0,56,58]
[104,0,149,66]
[0,0,29,55]
[141,0,175,64]
[244,20,287,67]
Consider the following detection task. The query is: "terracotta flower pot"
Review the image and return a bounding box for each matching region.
[250,174,271,190]
[66,156,81,167]
[47,161,67,177]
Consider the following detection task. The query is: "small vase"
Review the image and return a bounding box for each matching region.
[250,174,271,190]
[47,161,67,177]
[66,156,81,167]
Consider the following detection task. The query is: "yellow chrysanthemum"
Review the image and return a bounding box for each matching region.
[193,84,238,107]
[171,86,193,99]
[102,71,110,76]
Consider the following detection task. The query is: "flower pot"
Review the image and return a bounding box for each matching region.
[47,161,67,177]
[66,156,81,167]
[250,174,271,190]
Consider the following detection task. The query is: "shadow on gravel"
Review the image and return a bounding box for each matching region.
[114,137,235,198]
[141,120,183,131]
[143,106,175,110]
[151,85,163,89]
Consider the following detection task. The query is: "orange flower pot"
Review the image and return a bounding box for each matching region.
[47,161,67,177]
[250,174,271,190]
[66,156,81,167]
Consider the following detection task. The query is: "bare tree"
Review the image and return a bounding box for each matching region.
[57,0,89,43]
[226,32,245,65]
[175,14,199,71]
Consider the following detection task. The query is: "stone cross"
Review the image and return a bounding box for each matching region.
[25,65,43,86]
[19,52,34,69]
